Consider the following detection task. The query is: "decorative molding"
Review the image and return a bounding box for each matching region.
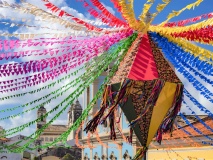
[83,153,90,160]
[123,150,132,160]
[109,151,117,160]
[81,129,137,144]
[101,154,108,160]
[94,152,100,160]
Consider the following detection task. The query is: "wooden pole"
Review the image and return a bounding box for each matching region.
[144,150,147,160]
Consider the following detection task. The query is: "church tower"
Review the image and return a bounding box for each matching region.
[67,100,82,141]
[37,105,47,129]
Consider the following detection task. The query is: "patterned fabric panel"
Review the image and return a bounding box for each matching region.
[110,35,143,84]
[131,80,155,146]
[130,79,164,146]
[148,35,181,83]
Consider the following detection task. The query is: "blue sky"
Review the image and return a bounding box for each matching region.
[67,0,213,23]
[0,0,213,139]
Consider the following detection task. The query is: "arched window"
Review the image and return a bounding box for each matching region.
[41,113,44,122]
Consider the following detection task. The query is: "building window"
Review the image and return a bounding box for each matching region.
[50,137,53,141]
[41,138,44,141]
[45,137,48,141]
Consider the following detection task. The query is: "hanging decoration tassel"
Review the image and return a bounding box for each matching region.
[109,110,116,140]
[84,85,109,133]
[129,79,165,126]
[133,147,148,160]
[103,79,132,121]
[126,127,133,144]
[156,83,184,144]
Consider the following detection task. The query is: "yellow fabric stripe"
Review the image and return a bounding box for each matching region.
[149,18,213,34]
[146,82,177,146]
[160,33,213,62]
[138,0,171,32]
[159,0,204,26]
[150,0,171,23]
[118,0,138,30]
[183,37,213,46]
[138,0,155,23]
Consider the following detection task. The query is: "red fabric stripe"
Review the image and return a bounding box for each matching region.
[90,0,127,27]
[171,26,213,43]
[163,12,213,27]
[128,35,159,80]
[42,0,102,32]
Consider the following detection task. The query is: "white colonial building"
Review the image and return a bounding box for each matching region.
[0,134,37,160]
[80,75,137,160]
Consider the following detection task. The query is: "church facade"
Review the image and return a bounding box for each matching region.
[67,100,83,141]
[36,106,67,147]
[36,100,82,153]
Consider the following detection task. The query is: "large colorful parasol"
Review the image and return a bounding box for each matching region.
[0,0,213,158]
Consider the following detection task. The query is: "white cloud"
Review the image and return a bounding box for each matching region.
[4,0,16,3]
[61,6,86,19]
[176,68,213,115]
[26,0,67,10]
[101,2,115,15]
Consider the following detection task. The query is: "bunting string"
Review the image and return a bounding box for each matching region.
[150,18,213,35]
[76,0,127,27]
[0,52,110,119]
[0,0,212,156]
[0,48,110,102]
[1,45,113,138]
[149,32,213,102]
[170,26,213,45]
[163,42,213,76]
[183,100,213,133]
[138,0,155,28]
[1,1,88,31]
[159,0,204,26]
[2,34,137,152]
[110,0,122,13]
[0,61,83,92]
[89,0,127,27]
[0,31,132,78]
[173,125,201,147]
[1,33,136,148]
[155,32,213,62]
[164,12,213,27]
[178,124,213,146]
[0,33,129,56]
[41,0,103,32]
[0,1,125,37]
[0,20,62,32]
[179,113,213,142]
[118,0,138,31]
[147,0,171,25]
[152,35,213,84]
[183,89,213,119]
